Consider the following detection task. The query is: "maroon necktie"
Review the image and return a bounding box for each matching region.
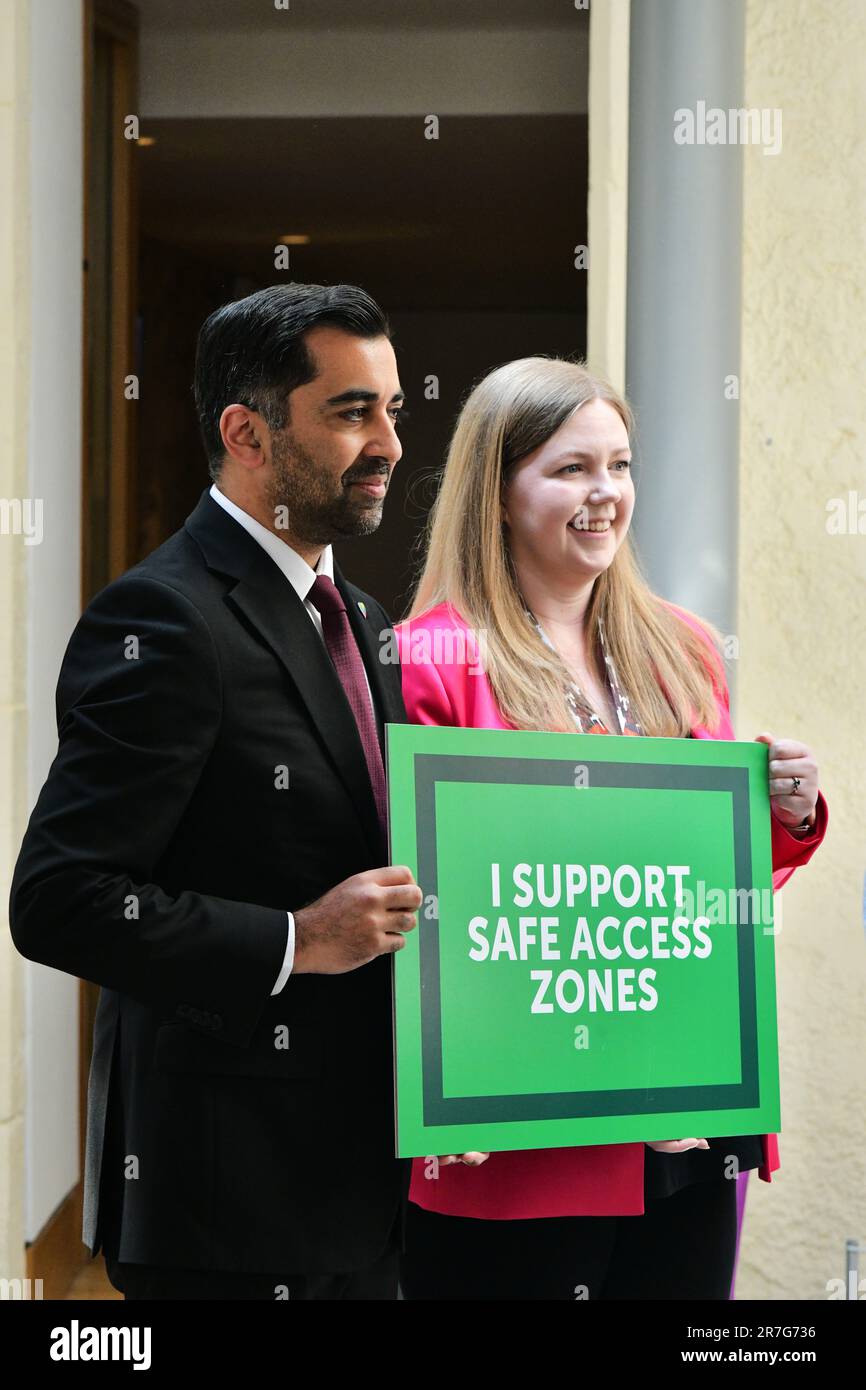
[308,575,388,837]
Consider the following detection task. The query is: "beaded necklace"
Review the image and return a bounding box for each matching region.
[522,606,644,737]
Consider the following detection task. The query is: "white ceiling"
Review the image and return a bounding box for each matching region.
[135,0,582,32]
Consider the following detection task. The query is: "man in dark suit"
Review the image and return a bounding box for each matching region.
[9,282,426,1299]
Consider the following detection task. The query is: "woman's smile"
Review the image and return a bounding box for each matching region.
[568,513,615,537]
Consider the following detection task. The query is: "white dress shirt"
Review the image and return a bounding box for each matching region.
[208,483,378,994]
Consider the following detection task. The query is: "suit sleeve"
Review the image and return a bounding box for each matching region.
[9,573,288,1047]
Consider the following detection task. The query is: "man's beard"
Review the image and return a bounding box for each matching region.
[265,429,385,545]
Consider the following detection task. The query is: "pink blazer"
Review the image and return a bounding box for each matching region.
[394,600,829,1219]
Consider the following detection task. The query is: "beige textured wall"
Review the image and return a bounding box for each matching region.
[0,0,30,1282]
[736,0,866,1300]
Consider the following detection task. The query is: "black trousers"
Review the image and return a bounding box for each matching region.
[103,1183,402,1301]
[105,1231,399,1301]
[400,1176,737,1300]
[105,1246,399,1301]
[98,1051,402,1301]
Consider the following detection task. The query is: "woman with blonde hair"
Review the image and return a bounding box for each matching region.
[393,357,828,1300]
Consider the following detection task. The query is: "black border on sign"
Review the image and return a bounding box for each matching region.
[414,753,757,1126]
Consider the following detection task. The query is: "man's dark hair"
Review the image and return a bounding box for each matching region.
[193,282,391,481]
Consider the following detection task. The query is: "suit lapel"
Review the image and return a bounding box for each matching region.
[185,489,398,859]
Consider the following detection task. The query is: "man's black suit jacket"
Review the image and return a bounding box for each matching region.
[9,488,411,1275]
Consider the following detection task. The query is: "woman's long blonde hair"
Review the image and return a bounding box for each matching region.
[405,357,725,736]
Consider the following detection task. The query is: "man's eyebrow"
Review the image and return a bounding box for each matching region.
[322,388,406,409]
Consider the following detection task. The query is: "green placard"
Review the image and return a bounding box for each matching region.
[385,723,780,1157]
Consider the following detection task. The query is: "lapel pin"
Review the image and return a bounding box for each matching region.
[357,601,367,618]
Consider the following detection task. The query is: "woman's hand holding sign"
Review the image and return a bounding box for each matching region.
[646,1139,710,1153]
[436,1152,490,1166]
[755,732,819,831]
[435,1143,714,1162]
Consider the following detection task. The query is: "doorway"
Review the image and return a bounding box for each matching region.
[131,0,590,615]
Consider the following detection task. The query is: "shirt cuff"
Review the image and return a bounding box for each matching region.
[270,912,295,995]
[774,793,826,844]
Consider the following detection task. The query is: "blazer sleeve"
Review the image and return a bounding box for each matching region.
[8,573,289,1048]
[715,666,830,890]
[670,603,829,888]
[395,628,459,727]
